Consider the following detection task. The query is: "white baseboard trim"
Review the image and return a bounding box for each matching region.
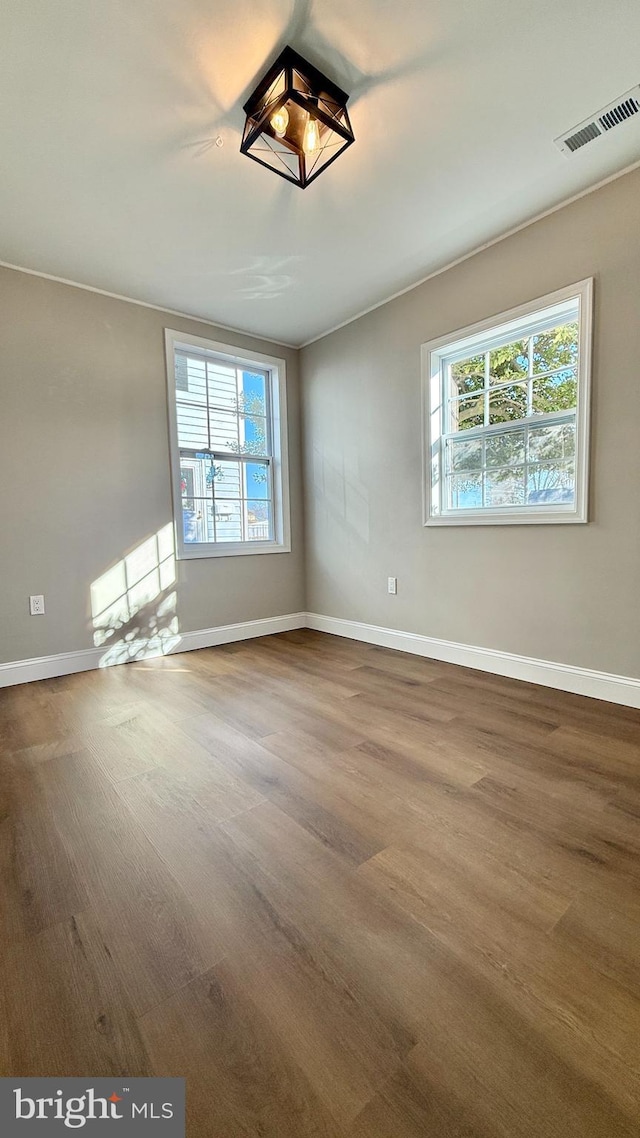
[0,646,107,688]
[305,613,640,709]
[0,613,307,688]
[3,609,640,709]
[176,613,306,653]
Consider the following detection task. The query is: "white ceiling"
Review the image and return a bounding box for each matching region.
[1,0,639,346]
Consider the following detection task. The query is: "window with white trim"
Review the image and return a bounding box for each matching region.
[423,280,593,526]
[165,330,290,558]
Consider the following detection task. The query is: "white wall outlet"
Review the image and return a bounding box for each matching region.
[29,594,45,615]
[387,577,397,595]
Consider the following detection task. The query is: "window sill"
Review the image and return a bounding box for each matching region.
[425,509,587,527]
[177,540,291,560]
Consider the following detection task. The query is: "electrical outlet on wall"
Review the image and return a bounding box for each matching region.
[387,577,397,595]
[29,595,45,615]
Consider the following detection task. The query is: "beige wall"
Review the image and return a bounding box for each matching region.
[301,167,640,677]
[3,166,640,678]
[0,268,304,665]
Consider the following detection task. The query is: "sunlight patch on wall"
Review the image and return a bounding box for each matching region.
[90,525,181,666]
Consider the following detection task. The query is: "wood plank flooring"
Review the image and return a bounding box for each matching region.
[1,629,640,1136]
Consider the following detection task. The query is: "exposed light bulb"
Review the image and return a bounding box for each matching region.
[303,116,321,154]
[270,106,289,137]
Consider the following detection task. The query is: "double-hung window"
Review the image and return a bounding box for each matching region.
[423,279,593,525]
[165,330,290,558]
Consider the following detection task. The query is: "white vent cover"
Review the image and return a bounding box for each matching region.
[555,85,640,155]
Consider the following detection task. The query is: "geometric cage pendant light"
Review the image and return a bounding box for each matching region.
[241,46,355,189]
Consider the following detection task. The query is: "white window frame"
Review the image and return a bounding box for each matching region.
[422,279,593,526]
[165,329,291,559]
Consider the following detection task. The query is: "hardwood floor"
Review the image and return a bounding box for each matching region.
[1,629,640,1136]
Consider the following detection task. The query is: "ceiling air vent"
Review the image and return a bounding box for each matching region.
[555,84,640,155]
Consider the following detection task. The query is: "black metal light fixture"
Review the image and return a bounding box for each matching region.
[240,46,355,189]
